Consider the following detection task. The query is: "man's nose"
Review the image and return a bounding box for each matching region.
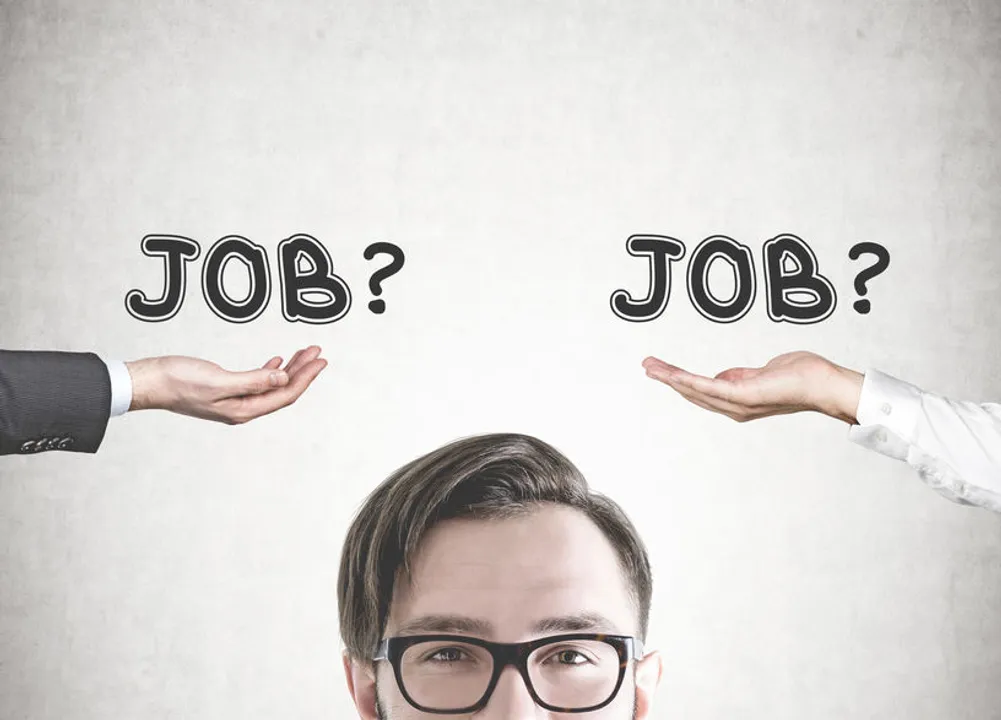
[481,666,544,719]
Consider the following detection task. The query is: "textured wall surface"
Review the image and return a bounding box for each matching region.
[1,1,999,717]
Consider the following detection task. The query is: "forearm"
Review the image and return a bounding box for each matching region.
[847,369,1001,511]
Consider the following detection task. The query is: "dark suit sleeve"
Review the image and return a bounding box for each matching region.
[0,350,112,456]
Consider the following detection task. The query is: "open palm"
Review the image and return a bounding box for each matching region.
[128,345,327,424]
[642,351,860,423]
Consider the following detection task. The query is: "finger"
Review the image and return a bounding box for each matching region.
[282,348,306,372]
[219,366,290,396]
[262,356,283,370]
[664,381,741,418]
[662,380,719,411]
[657,367,808,420]
[218,348,323,401]
[663,377,748,416]
[227,358,328,421]
[644,361,715,391]
[658,368,743,404]
[669,379,767,423]
[645,366,749,416]
[286,345,322,377]
[272,357,327,403]
[644,356,727,394]
[641,356,686,376]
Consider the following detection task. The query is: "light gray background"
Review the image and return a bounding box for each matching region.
[1,0,999,718]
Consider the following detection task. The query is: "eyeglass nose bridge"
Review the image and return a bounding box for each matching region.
[478,642,543,705]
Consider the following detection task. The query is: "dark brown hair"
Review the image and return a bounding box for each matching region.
[337,433,652,660]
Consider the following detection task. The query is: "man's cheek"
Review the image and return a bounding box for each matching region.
[375,680,416,720]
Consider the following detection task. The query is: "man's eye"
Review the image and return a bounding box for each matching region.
[428,648,465,663]
[547,649,589,665]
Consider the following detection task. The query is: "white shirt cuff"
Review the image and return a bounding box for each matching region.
[847,369,922,461]
[100,357,134,417]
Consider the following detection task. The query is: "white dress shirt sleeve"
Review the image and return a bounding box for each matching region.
[99,357,134,418]
[847,369,1001,513]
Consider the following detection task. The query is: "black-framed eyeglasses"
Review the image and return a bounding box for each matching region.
[373,633,645,714]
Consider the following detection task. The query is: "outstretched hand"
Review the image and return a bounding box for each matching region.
[126,345,328,425]
[642,351,863,424]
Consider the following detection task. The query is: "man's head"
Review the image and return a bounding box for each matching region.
[338,433,662,719]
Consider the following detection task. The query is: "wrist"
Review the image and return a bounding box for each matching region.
[817,364,863,424]
[125,357,163,411]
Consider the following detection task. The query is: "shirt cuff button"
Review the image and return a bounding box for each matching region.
[880,403,892,415]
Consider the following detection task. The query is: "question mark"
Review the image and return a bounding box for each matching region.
[364,242,406,314]
[848,242,890,314]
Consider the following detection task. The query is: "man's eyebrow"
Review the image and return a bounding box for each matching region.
[531,612,622,635]
[395,615,495,636]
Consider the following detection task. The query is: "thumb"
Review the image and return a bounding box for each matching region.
[220,367,290,396]
[715,367,755,383]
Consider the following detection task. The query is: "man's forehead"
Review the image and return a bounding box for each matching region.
[416,504,616,557]
[394,610,624,637]
[385,505,638,638]
[407,505,624,582]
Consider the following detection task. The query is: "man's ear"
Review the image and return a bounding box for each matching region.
[634,649,664,719]
[343,650,379,720]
